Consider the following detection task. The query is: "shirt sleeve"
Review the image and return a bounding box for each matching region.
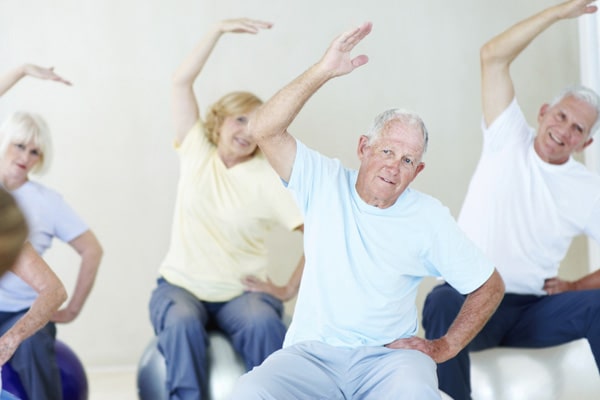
[482,97,534,153]
[48,191,88,243]
[425,205,496,294]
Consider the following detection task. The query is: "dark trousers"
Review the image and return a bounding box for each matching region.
[149,278,286,400]
[0,311,61,400]
[422,283,600,400]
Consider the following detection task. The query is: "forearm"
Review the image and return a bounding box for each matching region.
[0,65,26,97]
[58,231,103,321]
[482,0,591,67]
[480,2,575,126]
[442,270,504,357]
[5,284,66,344]
[252,63,332,144]
[573,270,600,290]
[482,7,562,68]
[62,251,102,318]
[1,247,67,360]
[281,254,305,301]
[171,23,225,141]
[173,25,222,87]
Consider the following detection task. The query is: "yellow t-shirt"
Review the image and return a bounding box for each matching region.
[159,121,303,301]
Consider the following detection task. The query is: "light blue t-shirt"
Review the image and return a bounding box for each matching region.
[283,140,494,348]
[0,181,87,312]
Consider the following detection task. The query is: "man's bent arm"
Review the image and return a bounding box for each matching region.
[440,269,504,361]
[387,269,504,363]
[480,0,597,126]
[249,22,372,181]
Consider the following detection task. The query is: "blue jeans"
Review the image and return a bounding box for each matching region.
[149,278,286,400]
[0,311,60,400]
[422,283,600,400]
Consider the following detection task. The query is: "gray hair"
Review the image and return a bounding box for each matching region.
[0,112,52,175]
[366,108,429,156]
[549,85,600,137]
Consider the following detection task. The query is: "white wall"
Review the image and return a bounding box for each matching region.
[0,0,584,368]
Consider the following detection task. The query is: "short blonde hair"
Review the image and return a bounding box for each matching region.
[204,91,262,145]
[0,111,53,175]
[0,188,28,275]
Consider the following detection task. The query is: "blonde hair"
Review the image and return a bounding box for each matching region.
[204,91,262,145]
[0,112,53,175]
[0,188,28,275]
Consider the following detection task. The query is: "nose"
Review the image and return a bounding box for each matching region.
[19,152,32,163]
[385,159,402,175]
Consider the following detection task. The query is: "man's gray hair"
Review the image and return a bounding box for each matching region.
[366,108,429,154]
[549,85,600,137]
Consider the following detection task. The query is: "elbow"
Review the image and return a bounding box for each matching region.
[479,42,495,67]
[171,69,185,86]
[93,243,104,262]
[56,284,68,308]
[81,234,104,266]
[480,41,508,72]
[490,268,505,301]
[247,113,265,143]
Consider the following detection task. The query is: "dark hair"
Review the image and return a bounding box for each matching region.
[0,188,28,275]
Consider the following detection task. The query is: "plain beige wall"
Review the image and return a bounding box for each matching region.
[0,0,589,368]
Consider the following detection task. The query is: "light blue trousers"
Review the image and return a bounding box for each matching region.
[231,341,441,399]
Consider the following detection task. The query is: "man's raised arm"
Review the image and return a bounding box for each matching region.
[480,0,597,126]
[249,22,372,182]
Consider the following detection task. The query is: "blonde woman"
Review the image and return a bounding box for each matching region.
[149,18,304,399]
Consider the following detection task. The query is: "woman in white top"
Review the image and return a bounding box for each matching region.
[0,64,102,400]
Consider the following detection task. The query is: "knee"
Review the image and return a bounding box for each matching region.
[163,299,205,328]
[237,294,285,335]
[157,311,206,347]
[230,372,267,400]
[250,313,285,333]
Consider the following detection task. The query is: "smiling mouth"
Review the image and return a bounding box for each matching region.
[235,137,251,147]
[549,132,564,146]
[380,176,395,185]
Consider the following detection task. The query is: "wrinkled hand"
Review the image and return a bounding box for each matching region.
[242,275,291,301]
[385,335,454,364]
[543,277,574,295]
[317,21,372,78]
[218,18,273,34]
[23,64,71,85]
[557,0,597,19]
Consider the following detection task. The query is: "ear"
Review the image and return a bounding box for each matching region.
[582,137,594,151]
[413,162,426,180]
[537,103,550,124]
[357,135,369,160]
